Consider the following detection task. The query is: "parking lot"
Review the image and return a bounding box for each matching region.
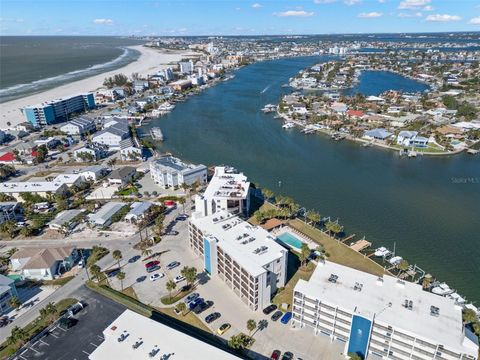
[14,287,126,360]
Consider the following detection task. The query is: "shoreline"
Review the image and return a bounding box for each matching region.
[0,45,196,129]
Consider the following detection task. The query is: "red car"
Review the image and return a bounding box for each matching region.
[145,260,160,269]
[270,350,281,360]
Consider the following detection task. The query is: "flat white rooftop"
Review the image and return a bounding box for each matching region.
[202,166,250,200]
[0,181,65,193]
[295,261,478,356]
[88,310,240,360]
[191,210,287,277]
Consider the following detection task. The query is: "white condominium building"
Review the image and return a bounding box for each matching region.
[189,210,288,312]
[195,166,251,218]
[149,155,207,189]
[292,261,478,360]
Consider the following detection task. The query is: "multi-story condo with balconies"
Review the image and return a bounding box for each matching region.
[292,261,478,360]
[194,166,251,218]
[23,93,95,128]
[189,210,288,312]
[150,155,207,189]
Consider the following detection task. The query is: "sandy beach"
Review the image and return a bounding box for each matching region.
[0,45,195,129]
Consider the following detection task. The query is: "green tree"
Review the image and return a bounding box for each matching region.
[7,326,28,346]
[112,250,123,269]
[306,210,321,226]
[175,302,187,316]
[325,221,342,237]
[155,215,165,235]
[261,188,274,202]
[166,280,176,299]
[422,276,432,290]
[178,197,186,214]
[141,247,153,258]
[299,243,310,267]
[0,220,17,238]
[116,271,126,291]
[397,259,409,272]
[89,264,102,282]
[246,319,256,337]
[463,309,478,324]
[107,158,117,169]
[348,353,363,360]
[9,296,22,310]
[181,266,197,288]
[228,333,250,350]
[19,226,35,237]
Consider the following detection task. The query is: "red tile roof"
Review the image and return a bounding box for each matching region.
[347,110,365,117]
[0,152,15,162]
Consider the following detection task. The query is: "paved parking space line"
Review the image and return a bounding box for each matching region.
[50,332,59,338]
[18,356,28,360]
[96,335,104,340]
[82,350,91,356]
[39,339,49,346]
[30,346,40,354]
[90,342,99,347]
[56,326,67,332]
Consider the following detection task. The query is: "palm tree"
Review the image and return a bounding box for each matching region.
[178,197,186,214]
[107,158,117,169]
[116,271,126,291]
[89,264,102,281]
[6,247,18,258]
[307,211,321,227]
[175,302,187,316]
[397,259,409,273]
[7,326,27,346]
[112,250,123,269]
[299,243,310,268]
[421,276,432,290]
[166,280,176,300]
[463,309,478,324]
[141,247,153,259]
[246,319,257,337]
[181,266,197,288]
[9,296,21,310]
[325,221,342,238]
[262,188,274,202]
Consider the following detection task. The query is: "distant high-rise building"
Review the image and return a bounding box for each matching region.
[23,93,95,128]
[179,60,194,74]
[162,67,174,81]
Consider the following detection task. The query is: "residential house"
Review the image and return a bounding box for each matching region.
[0,275,18,315]
[0,202,23,225]
[59,116,96,136]
[133,80,149,93]
[92,119,130,150]
[149,155,207,189]
[124,202,153,223]
[87,202,126,227]
[74,143,108,162]
[397,130,429,147]
[119,138,142,161]
[10,247,78,280]
[363,128,393,141]
[80,165,109,182]
[108,167,136,186]
[48,209,83,233]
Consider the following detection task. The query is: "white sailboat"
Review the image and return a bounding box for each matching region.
[374,247,392,258]
[432,283,455,296]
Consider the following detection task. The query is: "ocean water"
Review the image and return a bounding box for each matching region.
[0,36,143,102]
[141,56,480,301]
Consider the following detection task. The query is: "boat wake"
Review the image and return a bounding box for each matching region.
[0,47,139,102]
[260,84,271,94]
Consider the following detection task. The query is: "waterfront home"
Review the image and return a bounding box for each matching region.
[0,275,18,315]
[10,246,78,281]
[108,166,136,186]
[397,131,429,147]
[346,110,365,119]
[48,209,83,233]
[92,119,130,150]
[59,116,96,136]
[170,79,192,91]
[87,202,126,227]
[149,154,207,189]
[291,103,308,115]
[135,98,150,109]
[363,128,393,141]
[133,80,149,93]
[330,102,348,114]
[120,138,142,161]
[365,95,385,103]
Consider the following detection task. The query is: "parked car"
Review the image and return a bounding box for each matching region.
[205,312,221,324]
[193,300,213,314]
[58,317,78,330]
[146,265,160,273]
[263,304,277,315]
[0,316,11,328]
[271,310,283,322]
[281,351,294,360]
[66,301,86,318]
[270,350,281,360]
[166,261,180,270]
[145,260,160,269]
[77,259,84,268]
[216,323,231,336]
[188,298,204,310]
[184,293,200,304]
[149,273,165,281]
[280,312,292,325]
[174,275,185,283]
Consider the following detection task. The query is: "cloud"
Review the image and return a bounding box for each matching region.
[358,12,383,18]
[378,0,385,3]
[93,18,113,25]
[398,0,430,9]
[274,10,315,17]
[468,16,480,25]
[252,3,263,8]
[344,0,361,5]
[314,0,337,3]
[398,12,423,17]
[425,14,461,22]
[422,5,434,11]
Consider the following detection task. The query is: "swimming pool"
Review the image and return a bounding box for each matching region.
[276,231,304,250]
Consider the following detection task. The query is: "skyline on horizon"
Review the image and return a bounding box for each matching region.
[1,0,480,37]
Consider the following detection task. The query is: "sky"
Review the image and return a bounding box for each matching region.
[1,0,480,36]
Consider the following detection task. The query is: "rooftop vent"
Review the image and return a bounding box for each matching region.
[404,299,413,310]
[353,282,363,292]
[430,305,440,317]
[149,346,160,358]
[132,339,143,349]
[376,277,384,285]
[117,331,129,342]
[328,274,339,283]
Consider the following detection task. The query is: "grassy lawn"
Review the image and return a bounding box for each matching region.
[116,186,138,196]
[42,276,75,287]
[155,306,211,333]
[287,219,385,277]
[0,298,77,358]
[86,246,109,268]
[272,252,315,310]
[121,286,138,299]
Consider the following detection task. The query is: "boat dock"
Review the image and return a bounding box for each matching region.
[150,127,164,141]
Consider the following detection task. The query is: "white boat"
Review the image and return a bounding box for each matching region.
[432,283,455,296]
[388,256,402,265]
[374,247,392,257]
[282,122,295,129]
[261,104,276,113]
[447,292,466,304]
[158,102,175,112]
